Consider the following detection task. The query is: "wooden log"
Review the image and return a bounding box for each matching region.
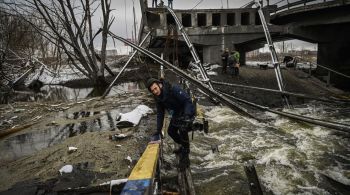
[0,123,36,138]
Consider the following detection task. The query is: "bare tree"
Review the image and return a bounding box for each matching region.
[3,0,115,86]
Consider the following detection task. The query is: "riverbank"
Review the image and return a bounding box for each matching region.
[0,91,157,193]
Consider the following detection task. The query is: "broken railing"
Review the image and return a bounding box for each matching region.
[295,56,350,87]
[164,6,213,89]
[108,31,258,120]
[255,1,291,108]
[211,80,350,103]
[101,31,152,99]
[109,32,350,133]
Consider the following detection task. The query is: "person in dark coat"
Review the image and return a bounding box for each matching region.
[147,78,195,168]
[168,0,173,8]
[152,0,157,7]
[221,48,229,73]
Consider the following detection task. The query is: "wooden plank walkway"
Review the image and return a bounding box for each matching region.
[120,142,160,195]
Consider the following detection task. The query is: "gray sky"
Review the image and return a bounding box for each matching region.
[101,0,316,54]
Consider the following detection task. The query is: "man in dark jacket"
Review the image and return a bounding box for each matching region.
[147,78,195,167]
[221,48,229,73]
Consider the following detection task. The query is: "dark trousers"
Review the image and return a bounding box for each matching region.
[234,67,239,76]
[222,60,227,73]
[168,117,190,150]
[152,0,157,7]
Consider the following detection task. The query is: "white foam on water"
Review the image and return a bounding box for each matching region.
[264,111,278,118]
[203,160,233,169]
[310,126,330,137]
[257,146,293,167]
[205,107,240,123]
[291,129,327,158]
[260,169,293,195]
[273,118,289,127]
[203,152,217,161]
[195,170,229,185]
[251,137,269,148]
[324,166,350,185]
[296,185,331,195]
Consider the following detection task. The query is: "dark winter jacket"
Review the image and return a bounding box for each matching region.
[221,51,229,62]
[155,81,195,133]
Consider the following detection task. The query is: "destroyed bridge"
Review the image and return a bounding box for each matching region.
[138,0,350,89]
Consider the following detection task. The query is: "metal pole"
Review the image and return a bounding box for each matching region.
[227,0,229,8]
[133,1,138,44]
[165,6,213,89]
[110,31,350,133]
[327,71,331,87]
[211,80,350,103]
[255,1,290,108]
[109,31,259,120]
[100,31,151,99]
[219,91,350,133]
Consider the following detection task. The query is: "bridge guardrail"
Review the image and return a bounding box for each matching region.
[295,56,350,87]
[268,0,334,14]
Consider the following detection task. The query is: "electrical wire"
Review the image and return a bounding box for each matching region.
[191,0,204,10]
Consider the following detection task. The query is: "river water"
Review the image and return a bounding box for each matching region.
[189,102,350,195]
[1,80,349,194]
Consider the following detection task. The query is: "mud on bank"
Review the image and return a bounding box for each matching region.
[0,91,157,193]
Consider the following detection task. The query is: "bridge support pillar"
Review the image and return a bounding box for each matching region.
[203,45,221,64]
[317,42,350,90]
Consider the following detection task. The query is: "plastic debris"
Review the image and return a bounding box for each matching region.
[14,109,25,113]
[59,165,73,175]
[116,105,153,128]
[109,133,128,141]
[126,156,132,163]
[10,116,18,120]
[68,146,78,153]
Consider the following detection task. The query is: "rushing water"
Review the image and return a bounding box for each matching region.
[189,102,350,195]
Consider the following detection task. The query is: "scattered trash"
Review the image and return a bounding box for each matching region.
[116,144,122,147]
[125,156,132,163]
[10,116,18,120]
[14,109,25,113]
[3,120,13,125]
[47,121,59,126]
[109,133,128,141]
[109,178,128,186]
[51,103,63,107]
[68,146,78,154]
[116,105,153,128]
[31,115,42,121]
[59,165,73,175]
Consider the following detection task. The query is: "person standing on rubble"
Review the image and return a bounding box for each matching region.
[168,0,173,8]
[221,48,229,74]
[228,50,240,76]
[147,78,195,168]
[233,50,240,76]
[152,0,157,7]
